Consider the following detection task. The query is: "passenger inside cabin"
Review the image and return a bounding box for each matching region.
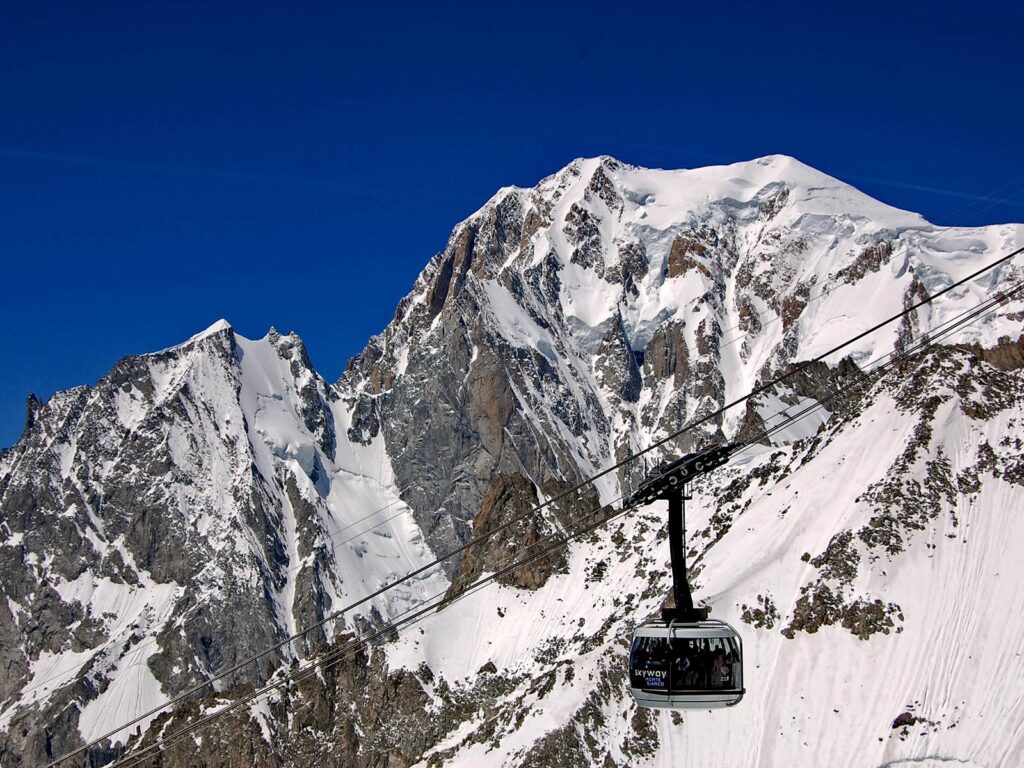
[712,650,730,688]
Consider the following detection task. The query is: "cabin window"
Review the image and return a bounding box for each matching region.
[630,635,740,692]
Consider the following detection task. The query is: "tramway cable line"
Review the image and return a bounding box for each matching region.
[109,275,1021,768]
[108,405,854,767]
[47,246,1023,768]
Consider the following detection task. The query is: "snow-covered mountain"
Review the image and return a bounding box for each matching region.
[1,155,1022,767]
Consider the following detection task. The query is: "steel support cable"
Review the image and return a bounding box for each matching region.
[286,282,1015,704]
[110,299,996,768]
[47,246,1023,768]
[107,282,1018,768]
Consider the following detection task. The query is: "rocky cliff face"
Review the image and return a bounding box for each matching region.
[0,322,448,764]
[2,156,1022,768]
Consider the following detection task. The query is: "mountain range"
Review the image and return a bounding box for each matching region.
[2,155,1023,767]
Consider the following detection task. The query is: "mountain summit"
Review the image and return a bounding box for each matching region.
[2,157,1022,767]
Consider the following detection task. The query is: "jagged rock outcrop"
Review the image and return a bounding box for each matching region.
[447,474,606,596]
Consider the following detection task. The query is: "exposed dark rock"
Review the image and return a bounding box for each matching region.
[840,239,892,284]
[594,314,642,404]
[956,333,1024,371]
[667,233,711,279]
[564,203,605,274]
[447,474,604,597]
[741,593,780,630]
[605,240,649,297]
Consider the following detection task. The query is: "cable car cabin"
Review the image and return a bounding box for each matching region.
[629,619,744,709]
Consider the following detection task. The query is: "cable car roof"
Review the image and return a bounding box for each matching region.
[633,618,741,640]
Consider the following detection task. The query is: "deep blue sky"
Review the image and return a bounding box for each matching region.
[2,1,1023,448]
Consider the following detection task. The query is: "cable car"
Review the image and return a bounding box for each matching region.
[629,618,744,709]
[626,446,745,710]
